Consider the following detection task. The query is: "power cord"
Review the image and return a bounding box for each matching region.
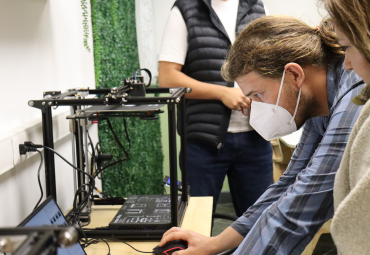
[108,238,153,253]
[71,184,91,225]
[133,68,152,87]
[93,118,131,177]
[33,150,44,211]
[19,141,156,255]
[106,119,129,159]
[82,237,152,254]
[19,142,95,187]
[122,118,131,152]
[81,238,111,255]
[87,130,95,175]
[41,145,95,197]
[20,142,95,233]
[20,117,132,241]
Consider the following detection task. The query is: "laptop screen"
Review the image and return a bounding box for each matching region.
[19,196,86,255]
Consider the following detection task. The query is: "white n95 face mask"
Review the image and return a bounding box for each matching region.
[249,71,301,141]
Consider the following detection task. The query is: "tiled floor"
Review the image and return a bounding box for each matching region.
[212,203,337,255]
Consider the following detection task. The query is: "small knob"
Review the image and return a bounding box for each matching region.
[58,227,79,248]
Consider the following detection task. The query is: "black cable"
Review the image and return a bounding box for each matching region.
[24,142,99,244]
[42,146,94,185]
[98,158,127,172]
[94,142,102,154]
[91,119,131,176]
[106,238,152,253]
[72,185,88,215]
[72,184,90,225]
[43,145,95,209]
[123,118,131,152]
[92,118,131,178]
[77,216,89,243]
[87,131,95,174]
[133,68,152,87]
[26,142,149,255]
[40,145,95,233]
[33,150,44,211]
[94,142,105,179]
[80,237,152,254]
[106,119,129,159]
[81,238,98,248]
[100,239,111,255]
[70,185,92,244]
[81,238,111,255]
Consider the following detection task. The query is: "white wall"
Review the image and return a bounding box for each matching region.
[0,0,97,227]
[152,0,176,57]
[263,0,327,26]
[136,0,159,84]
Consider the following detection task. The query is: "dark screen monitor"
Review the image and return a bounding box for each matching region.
[19,196,86,255]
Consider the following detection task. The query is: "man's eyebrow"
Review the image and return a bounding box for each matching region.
[246,90,257,97]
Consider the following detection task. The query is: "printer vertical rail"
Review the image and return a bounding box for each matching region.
[42,107,57,200]
[179,98,188,202]
[168,102,179,227]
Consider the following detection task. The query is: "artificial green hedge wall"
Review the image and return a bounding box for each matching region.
[90,0,163,196]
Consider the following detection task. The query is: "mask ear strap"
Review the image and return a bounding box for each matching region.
[274,70,286,112]
[289,87,302,125]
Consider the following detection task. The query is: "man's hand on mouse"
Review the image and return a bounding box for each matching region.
[159,227,216,255]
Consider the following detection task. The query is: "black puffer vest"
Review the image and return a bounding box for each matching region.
[174,0,265,148]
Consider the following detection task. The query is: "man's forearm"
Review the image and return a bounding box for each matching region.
[158,64,228,100]
[210,227,244,254]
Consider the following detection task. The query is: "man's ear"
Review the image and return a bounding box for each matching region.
[284,63,305,89]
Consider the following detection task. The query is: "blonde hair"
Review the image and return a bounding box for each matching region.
[323,0,370,64]
[222,15,344,81]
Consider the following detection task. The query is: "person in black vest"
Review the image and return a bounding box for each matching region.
[158,0,273,216]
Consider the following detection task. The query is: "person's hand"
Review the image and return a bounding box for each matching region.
[159,227,216,255]
[220,87,250,110]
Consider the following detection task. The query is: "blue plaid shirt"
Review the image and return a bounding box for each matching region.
[231,58,365,255]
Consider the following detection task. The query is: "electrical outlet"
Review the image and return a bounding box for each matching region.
[11,132,29,166]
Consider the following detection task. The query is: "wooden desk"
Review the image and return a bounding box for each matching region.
[85,196,213,255]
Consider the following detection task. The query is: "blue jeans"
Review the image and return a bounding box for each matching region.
[185,131,273,217]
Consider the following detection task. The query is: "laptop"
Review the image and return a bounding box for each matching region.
[18,196,86,255]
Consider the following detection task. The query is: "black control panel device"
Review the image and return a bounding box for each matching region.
[109,195,183,231]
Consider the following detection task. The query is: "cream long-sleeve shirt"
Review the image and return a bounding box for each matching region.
[332,83,370,255]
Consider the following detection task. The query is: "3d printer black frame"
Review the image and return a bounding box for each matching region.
[28,86,190,231]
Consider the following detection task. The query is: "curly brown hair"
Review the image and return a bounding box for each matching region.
[222,15,344,81]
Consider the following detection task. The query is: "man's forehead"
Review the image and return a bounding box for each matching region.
[235,72,265,96]
[236,71,260,84]
[236,72,280,96]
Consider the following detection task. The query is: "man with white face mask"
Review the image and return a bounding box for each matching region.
[248,70,302,140]
[159,16,366,255]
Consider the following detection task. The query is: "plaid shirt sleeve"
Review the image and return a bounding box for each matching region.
[230,82,365,255]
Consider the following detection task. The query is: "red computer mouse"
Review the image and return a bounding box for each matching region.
[153,240,188,255]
